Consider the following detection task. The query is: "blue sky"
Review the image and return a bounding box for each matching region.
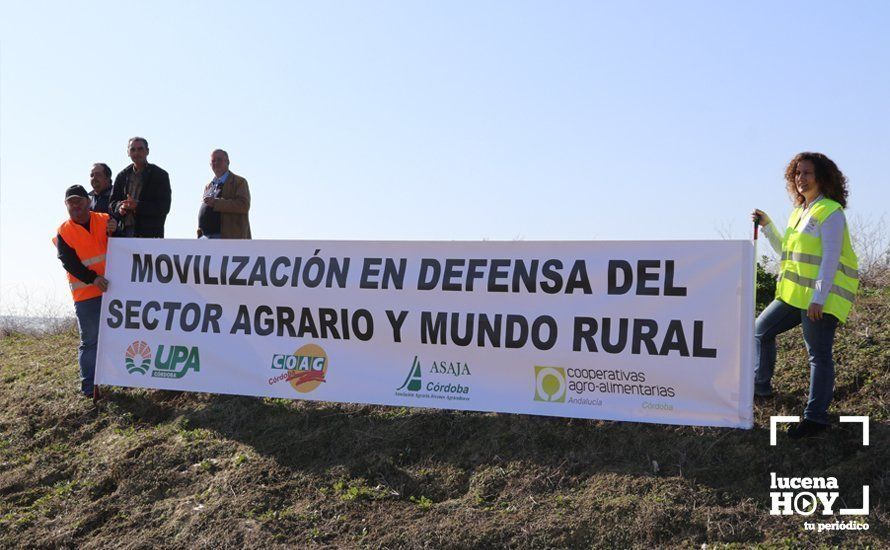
[1,1,888,315]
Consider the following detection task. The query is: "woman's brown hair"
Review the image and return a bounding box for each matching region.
[784,152,848,208]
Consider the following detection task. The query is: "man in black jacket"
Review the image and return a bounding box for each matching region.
[88,163,114,214]
[109,136,171,237]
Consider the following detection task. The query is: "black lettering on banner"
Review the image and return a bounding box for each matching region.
[608,259,688,296]
[664,260,688,296]
[107,299,123,327]
[505,315,528,348]
[386,310,409,342]
[381,258,405,289]
[202,255,219,285]
[230,305,251,334]
[660,319,689,356]
[143,301,161,330]
[270,257,291,287]
[203,304,223,333]
[327,257,350,288]
[352,309,374,341]
[277,306,296,337]
[318,308,340,338]
[415,312,554,350]
[488,259,510,292]
[531,315,558,350]
[693,320,717,358]
[299,307,318,337]
[339,308,351,339]
[417,259,440,290]
[219,255,229,285]
[565,260,592,294]
[636,260,660,295]
[181,303,202,332]
[125,301,140,328]
[421,311,446,343]
[443,259,464,291]
[162,302,182,330]
[540,260,563,294]
[513,259,536,293]
[632,319,659,355]
[229,256,249,285]
[478,313,502,347]
[156,255,173,283]
[573,317,716,358]
[601,317,628,353]
[573,317,597,352]
[608,260,633,294]
[108,300,221,332]
[361,258,403,289]
[451,312,474,346]
[248,257,268,286]
[132,254,152,282]
[466,259,486,291]
[360,258,382,289]
[302,251,325,288]
[173,254,191,283]
[255,305,274,336]
[289,256,301,287]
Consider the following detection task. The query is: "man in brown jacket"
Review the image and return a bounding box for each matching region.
[197,149,251,239]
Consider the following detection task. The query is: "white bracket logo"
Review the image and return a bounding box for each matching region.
[840,416,869,446]
[769,415,799,446]
[769,415,871,518]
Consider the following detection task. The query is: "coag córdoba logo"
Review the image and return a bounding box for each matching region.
[268,343,328,393]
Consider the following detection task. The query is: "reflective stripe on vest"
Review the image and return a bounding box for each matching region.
[779,270,857,303]
[776,198,858,323]
[81,254,106,267]
[779,251,859,279]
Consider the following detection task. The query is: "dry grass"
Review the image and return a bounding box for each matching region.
[1,291,887,548]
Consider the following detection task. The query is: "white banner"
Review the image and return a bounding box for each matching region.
[96,238,755,428]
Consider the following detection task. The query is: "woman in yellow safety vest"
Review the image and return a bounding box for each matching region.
[752,152,858,438]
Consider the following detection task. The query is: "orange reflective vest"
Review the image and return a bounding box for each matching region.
[53,212,109,302]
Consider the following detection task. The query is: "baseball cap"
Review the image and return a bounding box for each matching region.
[65,185,90,200]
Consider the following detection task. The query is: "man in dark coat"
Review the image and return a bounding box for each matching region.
[109,136,171,237]
[88,163,114,214]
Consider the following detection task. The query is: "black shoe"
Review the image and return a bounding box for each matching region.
[787,419,829,439]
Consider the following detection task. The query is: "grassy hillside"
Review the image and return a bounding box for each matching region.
[1,290,887,548]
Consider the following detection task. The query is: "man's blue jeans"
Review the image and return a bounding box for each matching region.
[754,298,838,424]
[74,296,102,396]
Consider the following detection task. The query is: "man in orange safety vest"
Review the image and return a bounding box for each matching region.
[54,185,118,397]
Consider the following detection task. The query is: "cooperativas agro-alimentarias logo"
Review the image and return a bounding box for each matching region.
[269,343,328,393]
[124,340,200,379]
[534,366,566,403]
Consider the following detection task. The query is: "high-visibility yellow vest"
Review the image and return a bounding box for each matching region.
[52,212,109,302]
[776,198,858,323]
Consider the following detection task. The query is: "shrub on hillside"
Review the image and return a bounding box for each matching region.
[755,258,777,313]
